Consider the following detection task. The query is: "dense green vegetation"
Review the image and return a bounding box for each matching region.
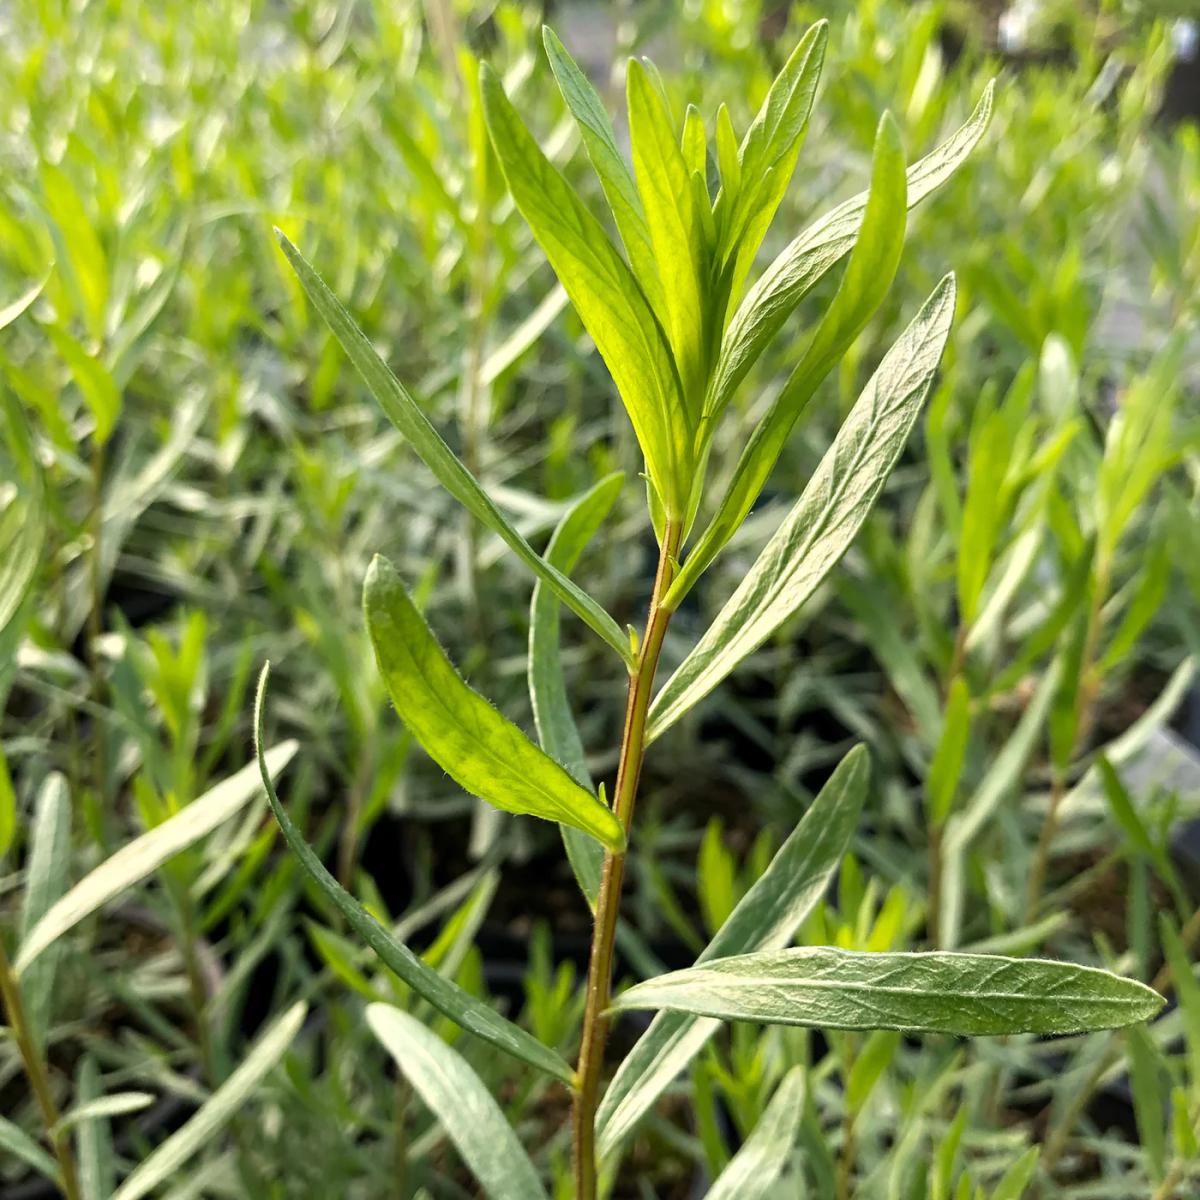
[1,2,1198,1197]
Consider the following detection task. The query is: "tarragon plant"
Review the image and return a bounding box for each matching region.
[257,23,1162,1196]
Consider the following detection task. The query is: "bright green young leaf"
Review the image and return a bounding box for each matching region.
[627,58,705,402]
[541,27,664,317]
[990,1147,1040,1200]
[0,273,47,333]
[365,555,623,851]
[111,1001,307,1200]
[1099,537,1169,672]
[44,323,121,445]
[706,1067,805,1200]
[40,163,107,340]
[255,666,575,1083]
[0,391,45,638]
[957,409,1012,625]
[720,22,829,306]
[479,66,690,518]
[275,233,632,668]
[651,277,956,741]
[529,474,623,909]
[366,1005,549,1200]
[597,745,870,1157]
[681,111,909,597]
[709,82,993,421]
[928,676,971,827]
[15,743,298,974]
[610,947,1164,1035]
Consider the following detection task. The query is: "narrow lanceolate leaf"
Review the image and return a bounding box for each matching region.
[707,1067,805,1200]
[276,234,632,668]
[53,1093,155,1136]
[0,392,45,636]
[720,22,828,304]
[366,556,623,851]
[15,744,298,974]
[529,474,623,909]
[650,277,956,741]
[541,27,664,317]
[597,746,869,1158]
[111,1001,307,1200]
[680,111,908,598]
[627,59,705,402]
[0,273,47,333]
[367,1006,549,1200]
[0,1116,59,1182]
[610,948,1165,1036]
[479,66,690,518]
[255,667,574,1083]
[709,81,993,420]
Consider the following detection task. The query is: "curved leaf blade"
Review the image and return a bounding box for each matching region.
[610,947,1164,1035]
[367,1005,548,1200]
[597,745,869,1158]
[529,473,624,908]
[275,232,632,668]
[366,555,623,851]
[16,744,298,974]
[254,666,575,1084]
[650,276,956,741]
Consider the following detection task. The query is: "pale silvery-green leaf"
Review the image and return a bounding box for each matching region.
[367,1005,549,1200]
[0,273,47,332]
[15,743,298,974]
[597,746,869,1158]
[541,28,665,318]
[678,110,909,600]
[650,276,956,742]
[479,65,690,519]
[706,1067,805,1200]
[365,555,623,851]
[708,82,994,421]
[529,474,624,909]
[610,947,1164,1035]
[276,233,632,668]
[627,57,706,403]
[112,1001,307,1200]
[255,666,575,1083]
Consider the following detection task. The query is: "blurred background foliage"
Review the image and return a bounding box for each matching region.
[1,0,1199,1196]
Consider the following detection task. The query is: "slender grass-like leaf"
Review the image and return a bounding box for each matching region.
[276,233,632,667]
[529,474,623,908]
[365,555,623,851]
[706,1067,805,1200]
[627,58,705,401]
[45,323,121,445]
[366,1005,549,1200]
[0,272,47,332]
[541,28,664,316]
[0,1116,59,1183]
[0,391,45,637]
[53,1093,155,1136]
[928,676,971,826]
[610,947,1164,1035]
[111,1001,307,1200]
[254,666,574,1083]
[708,82,993,422]
[15,744,298,974]
[597,746,869,1157]
[651,276,956,741]
[479,66,690,517]
[680,111,909,596]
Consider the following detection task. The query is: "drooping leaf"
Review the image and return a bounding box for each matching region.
[111,1001,307,1200]
[254,666,574,1083]
[541,27,664,316]
[650,276,956,741]
[680,111,909,596]
[16,744,298,974]
[275,233,632,667]
[706,1067,805,1200]
[365,555,623,851]
[529,474,623,908]
[597,745,870,1157]
[708,82,993,421]
[367,1005,549,1200]
[479,66,690,517]
[610,947,1164,1035]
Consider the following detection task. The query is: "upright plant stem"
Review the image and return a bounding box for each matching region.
[573,520,681,1200]
[0,938,82,1200]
